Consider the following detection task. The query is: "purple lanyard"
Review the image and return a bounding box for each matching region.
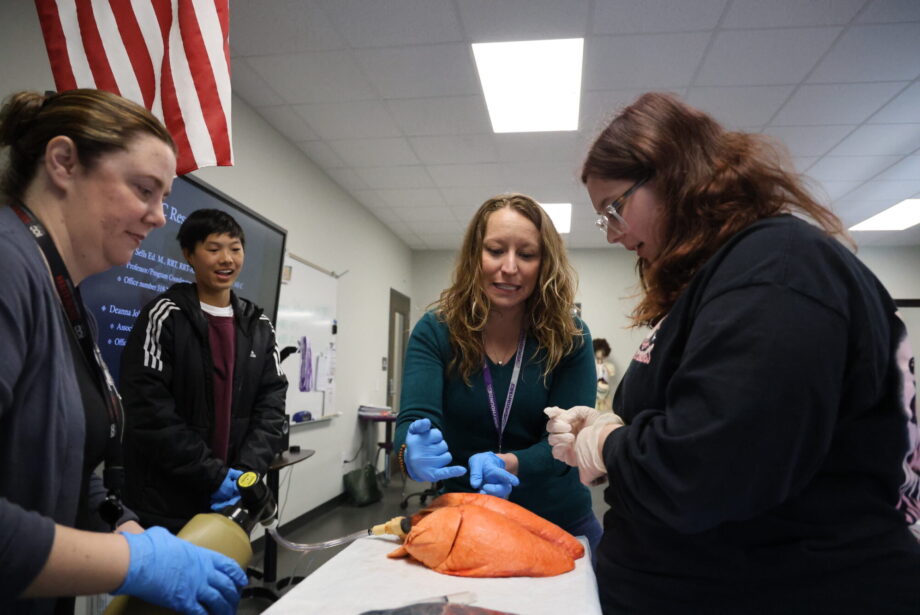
[482,331,526,452]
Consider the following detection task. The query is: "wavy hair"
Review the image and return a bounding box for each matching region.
[582,92,849,327]
[435,193,582,384]
[0,89,175,202]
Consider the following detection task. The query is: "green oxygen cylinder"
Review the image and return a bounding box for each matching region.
[103,470,274,615]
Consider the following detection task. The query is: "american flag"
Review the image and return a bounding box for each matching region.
[34,0,232,175]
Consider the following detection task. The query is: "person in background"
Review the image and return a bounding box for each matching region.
[120,208,287,533]
[546,92,920,613]
[592,338,616,412]
[0,89,246,615]
[394,193,601,553]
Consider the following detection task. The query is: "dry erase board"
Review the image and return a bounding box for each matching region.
[274,253,338,420]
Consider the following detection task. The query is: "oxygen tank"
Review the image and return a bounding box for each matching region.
[103,471,275,615]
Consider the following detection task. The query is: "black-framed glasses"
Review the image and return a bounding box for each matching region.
[594,176,649,236]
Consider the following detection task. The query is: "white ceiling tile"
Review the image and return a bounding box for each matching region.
[374,188,447,209]
[458,0,590,41]
[296,140,347,168]
[855,0,920,24]
[808,24,920,83]
[438,186,514,211]
[394,206,457,223]
[229,0,344,55]
[762,125,855,157]
[368,206,401,225]
[807,155,904,181]
[256,106,318,141]
[810,180,863,201]
[292,101,402,140]
[592,0,727,34]
[428,164,508,188]
[696,27,841,86]
[231,59,284,107]
[328,138,420,167]
[317,0,464,48]
[246,51,377,104]
[583,33,710,90]
[877,156,920,181]
[386,96,492,136]
[772,82,907,126]
[842,180,920,204]
[409,135,498,165]
[324,167,370,191]
[495,133,581,163]
[686,86,794,128]
[354,166,434,190]
[579,89,665,137]
[827,124,920,156]
[406,219,465,234]
[421,232,465,250]
[355,44,480,99]
[347,189,381,209]
[503,162,581,189]
[869,83,920,124]
[792,156,820,172]
[723,0,863,28]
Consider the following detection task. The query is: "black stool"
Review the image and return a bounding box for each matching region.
[399,481,441,510]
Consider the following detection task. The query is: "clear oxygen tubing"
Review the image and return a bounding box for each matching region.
[267,515,411,553]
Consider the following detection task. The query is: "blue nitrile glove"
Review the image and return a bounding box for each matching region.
[210,468,243,511]
[469,451,520,499]
[405,418,467,482]
[114,526,248,615]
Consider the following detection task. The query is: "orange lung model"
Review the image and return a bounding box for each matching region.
[387,493,584,577]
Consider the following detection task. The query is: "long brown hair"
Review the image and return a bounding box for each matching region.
[436,193,582,384]
[582,92,848,327]
[0,89,176,202]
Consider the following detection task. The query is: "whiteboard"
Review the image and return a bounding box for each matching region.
[274,253,338,419]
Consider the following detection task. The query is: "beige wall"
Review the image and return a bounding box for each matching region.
[0,3,413,524]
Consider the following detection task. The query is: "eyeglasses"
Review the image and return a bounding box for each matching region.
[594,176,649,236]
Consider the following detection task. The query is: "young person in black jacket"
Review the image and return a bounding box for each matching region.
[121,209,287,532]
[546,92,920,614]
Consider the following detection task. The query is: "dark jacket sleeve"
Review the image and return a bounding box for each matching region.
[513,319,596,481]
[121,300,226,493]
[235,315,287,473]
[395,312,448,450]
[604,283,847,534]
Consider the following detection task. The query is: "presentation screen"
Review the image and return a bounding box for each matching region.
[80,175,287,384]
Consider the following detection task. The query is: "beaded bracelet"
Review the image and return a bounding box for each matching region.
[397,443,409,476]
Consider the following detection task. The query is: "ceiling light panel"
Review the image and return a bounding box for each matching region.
[849,199,920,231]
[539,202,572,234]
[473,38,583,133]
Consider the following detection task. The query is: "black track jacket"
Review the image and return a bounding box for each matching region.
[120,283,287,531]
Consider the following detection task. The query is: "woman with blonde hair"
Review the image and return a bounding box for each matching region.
[547,92,920,613]
[394,193,601,551]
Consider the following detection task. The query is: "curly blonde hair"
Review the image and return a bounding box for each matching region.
[435,193,583,384]
[582,92,849,327]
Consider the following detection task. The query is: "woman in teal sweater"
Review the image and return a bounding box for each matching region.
[394,193,600,551]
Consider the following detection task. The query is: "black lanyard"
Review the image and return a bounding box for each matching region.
[11,202,126,528]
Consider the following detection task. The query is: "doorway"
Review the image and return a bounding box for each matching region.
[387,289,411,413]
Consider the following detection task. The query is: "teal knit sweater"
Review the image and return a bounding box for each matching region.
[395,311,596,529]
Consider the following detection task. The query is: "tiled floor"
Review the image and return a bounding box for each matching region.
[238,472,608,614]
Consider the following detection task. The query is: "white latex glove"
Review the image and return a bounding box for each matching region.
[545,406,624,486]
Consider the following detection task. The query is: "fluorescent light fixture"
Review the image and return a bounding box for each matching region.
[540,203,571,234]
[849,199,920,231]
[472,38,583,133]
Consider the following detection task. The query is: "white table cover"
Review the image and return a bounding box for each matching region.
[263,535,602,615]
